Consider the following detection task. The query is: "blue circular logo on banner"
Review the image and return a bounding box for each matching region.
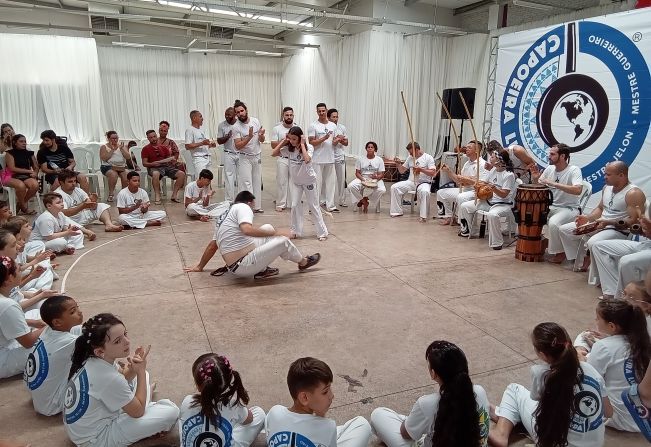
[499,20,651,194]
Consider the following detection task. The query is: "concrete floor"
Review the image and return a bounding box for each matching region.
[0,153,645,446]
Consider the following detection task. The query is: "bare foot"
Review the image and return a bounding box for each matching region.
[145,220,162,227]
[199,215,210,222]
[546,253,566,264]
[439,217,452,225]
[105,225,123,232]
[86,231,97,241]
[64,247,75,255]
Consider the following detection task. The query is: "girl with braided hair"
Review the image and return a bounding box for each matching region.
[490,322,611,447]
[63,313,179,446]
[179,353,265,447]
[371,340,490,447]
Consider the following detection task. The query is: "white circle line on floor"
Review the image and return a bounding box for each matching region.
[60,221,200,293]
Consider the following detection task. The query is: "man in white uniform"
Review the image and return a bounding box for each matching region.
[557,161,646,271]
[308,103,338,212]
[185,110,216,174]
[55,171,122,235]
[29,193,85,254]
[233,100,265,213]
[116,171,167,229]
[531,144,583,261]
[271,106,296,212]
[217,107,239,202]
[436,140,488,225]
[389,142,437,222]
[591,206,651,299]
[185,169,229,221]
[328,108,349,208]
[348,141,384,213]
[458,149,517,249]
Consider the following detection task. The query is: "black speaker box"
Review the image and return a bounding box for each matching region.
[441,88,476,119]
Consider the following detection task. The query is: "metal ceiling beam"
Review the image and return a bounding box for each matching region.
[403,0,420,6]
[453,0,496,15]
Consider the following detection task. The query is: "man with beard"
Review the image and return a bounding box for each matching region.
[184,110,216,174]
[158,121,184,171]
[217,107,239,202]
[308,103,338,212]
[329,108,349,209]
[233,100,265,213]
[271,106,297,212]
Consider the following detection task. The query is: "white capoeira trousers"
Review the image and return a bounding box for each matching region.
[558,223,628,260]
[315,163,336,210]
[335,416,372,447]
[494,384,537,441]
[118,210,167,229]
[436,187,460,218]
[390,181,430,219]
[230,406,265,447]
[74,203,111,226]
[370,407,414,447]
[228,224,305,277]
[45,233,84,253]
[275,157,292,209]
[21,240,55,292]
[185,202,228,218]
[192,154,212,175]
[238,153,262,207]
[290,183,328,239]
[545,206,579,255]
[88,371,179,447]
[459,201,513,247]
[334,158,347,206]
[348,179,386,211]
[0,340,30,379]
[223,151,239,202]
[591,239,651,296]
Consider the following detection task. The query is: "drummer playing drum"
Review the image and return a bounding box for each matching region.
[348,141,385,213]
[531,143,584,263]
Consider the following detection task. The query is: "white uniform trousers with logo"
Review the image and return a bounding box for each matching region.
[591,239,651,296]
[545,206,580,255]
[334,158,347,206]
[290,183,328,239]
[223,151,239,202]
[348,179,385,211]
[315,163,336,210]
[238,153,262,208]
[390,181,430,219]
[88,371,180,447]
[227,224,305,277]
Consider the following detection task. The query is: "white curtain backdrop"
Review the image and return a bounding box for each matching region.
[0,34,102,143]
[98,47,282,142]
[281,30,489,159]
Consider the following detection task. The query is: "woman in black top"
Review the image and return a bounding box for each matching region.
[4,134,39,214]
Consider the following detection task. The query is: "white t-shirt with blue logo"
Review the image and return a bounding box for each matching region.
[24,326,79,416]
[63,357,135,445]
[179,394,249,447]
[531,362,606,446]
[265,405,337,447]
[587,334,639,432]
[403,385,490,447]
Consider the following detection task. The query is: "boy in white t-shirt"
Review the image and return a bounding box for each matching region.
[25,295,83,416]
[116,171,167,229]
[29,193,84,255]
[265,357,371,447]
[185,169,229,221]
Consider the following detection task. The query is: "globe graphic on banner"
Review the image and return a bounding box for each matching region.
[549,92,596,147]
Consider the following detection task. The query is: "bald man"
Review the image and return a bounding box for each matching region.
[591,203,651,299]
[556,161,646,272]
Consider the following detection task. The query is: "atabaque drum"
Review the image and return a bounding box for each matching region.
[514,184,553,262]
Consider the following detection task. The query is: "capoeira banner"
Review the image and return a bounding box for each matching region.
[491,8,651,197]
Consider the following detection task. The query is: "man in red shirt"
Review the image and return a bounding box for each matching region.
[142,129,185,204]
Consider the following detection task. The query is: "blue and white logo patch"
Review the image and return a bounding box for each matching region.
[181,413,233,447]
[24,339,48,390]
[64,369,90,424]
[500,20,651,194]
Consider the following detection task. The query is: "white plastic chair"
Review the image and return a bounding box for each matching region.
[129,147,149,192]
[182,149,197,184]
[0,153,43,215]
[72,147,101,195]
[577,180,592,214]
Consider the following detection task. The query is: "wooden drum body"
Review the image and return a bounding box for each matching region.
[514,184,553,262]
